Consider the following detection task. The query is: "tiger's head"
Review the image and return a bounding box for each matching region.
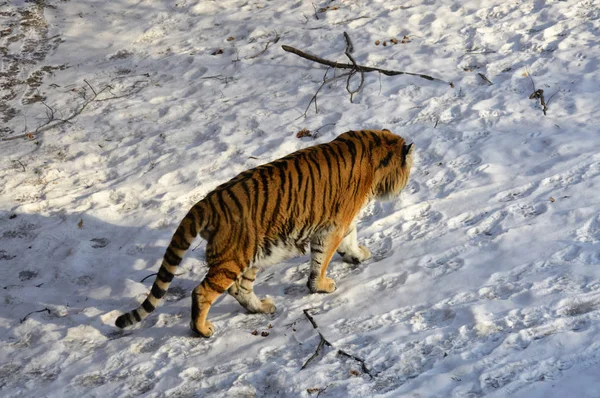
[370,129,414,200]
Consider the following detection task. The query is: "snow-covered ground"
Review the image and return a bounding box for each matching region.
[1,0,600,396]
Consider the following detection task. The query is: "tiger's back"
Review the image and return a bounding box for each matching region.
[115,129,414,337]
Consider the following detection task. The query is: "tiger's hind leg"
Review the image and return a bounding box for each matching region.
[307,229,345,294]
[190,262,239,337]
[228,267,276,314]
[336,223,371,265]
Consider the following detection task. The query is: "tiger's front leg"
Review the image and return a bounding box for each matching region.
[307,230,344,293]
[336,223,371,265]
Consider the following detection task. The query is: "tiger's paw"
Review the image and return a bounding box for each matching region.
[341,245,372,264]
[309,277,337,294]
[190,319,215,338]
[259,297,277,314]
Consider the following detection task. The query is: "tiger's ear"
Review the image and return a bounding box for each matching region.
[401,143,414,166]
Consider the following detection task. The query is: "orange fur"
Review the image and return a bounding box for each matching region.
[115,129,414,337]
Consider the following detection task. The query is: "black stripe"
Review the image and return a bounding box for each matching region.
[115,314,132,328]
[372,132,382,147]
[157,266,174,283]
[385,137,398,146]
[311,247,323,254]
[210,267,239,281]
[329,145,343,193]
[204,278,227,294]
[307,150,322,180]
[151,283,167,299]
[133,310,142,322]
[142,299,155,313]
[164,247,182,266]
[332,142,348,169]
[206,195,219,227]
[216,190,232,223]
[242,276,256,282]
[187,210,198,237]
[338,137,357,173]
[259,169,269,223]
[170,229,189,250]
[378,151,394,169]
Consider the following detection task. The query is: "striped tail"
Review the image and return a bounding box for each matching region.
[115,205,203,329]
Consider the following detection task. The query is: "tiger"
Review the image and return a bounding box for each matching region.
[115,129,414,337]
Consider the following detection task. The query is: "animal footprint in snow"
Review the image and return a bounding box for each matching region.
[508,202,547,218]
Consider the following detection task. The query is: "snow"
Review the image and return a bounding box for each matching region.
[1,0,599,396]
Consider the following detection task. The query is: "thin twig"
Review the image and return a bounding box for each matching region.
[529,89,548,115]
[141,273,158,283]
[246,32,281,59]
[2,79,150,141]
[301,332,332,370]
[303,308,318,329]
[301,309,374,378]
[83,79,98,96]
[337,350,374,379]
[301,68,352,117]
[343,32,364,103]
[546,89,561,107]
[282,45,454,87]
[477,72,493,85]
[12,159,26,172]
[333,15,370,25]
[313,123,336,137]
[141,271,185,283]
[20,307,50,323]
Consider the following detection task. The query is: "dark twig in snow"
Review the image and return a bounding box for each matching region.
[477,72,493,85]
[300,67,352,117]
[2,78,151,141]
[282,43,454,86]
[343,32,364,103]
[301,308,375,378]
[20,307,51,323]
[246,31,281,59]
[140,273,158,283]
[529,89,548,115]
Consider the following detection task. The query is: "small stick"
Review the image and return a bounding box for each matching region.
[529,89,548,115]
[477,72,493,85]
[301,332,332,370]
[282,45,453,87]
[83,79,98,96]
[303,308,319,329]
[337,350,374,379]
[246,32,281,60]
[140,273,158,283]
[301,309,374,378]
[20,307,51,323]
[301,68,352,116]
[343,32,364,103]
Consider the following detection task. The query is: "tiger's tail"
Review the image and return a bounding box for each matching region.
[115,205,204,328]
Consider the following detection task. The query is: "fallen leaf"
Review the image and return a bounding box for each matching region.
[251,330,258,335]
[226,36,235,41]
[550,197,555,202]
[350,369,360,376]
[375,40,380,45]
[391,38,398,44]
[211,49,224,55]
[296,128,312,138]
[261,331,270,337]
[77,219,83,229]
